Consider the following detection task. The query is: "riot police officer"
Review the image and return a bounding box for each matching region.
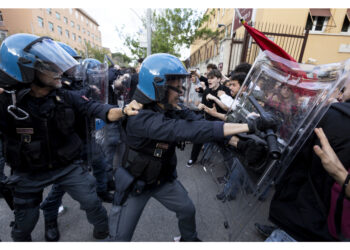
[39,46,115,241]
[0,33,142,241]
[108,53,277,241]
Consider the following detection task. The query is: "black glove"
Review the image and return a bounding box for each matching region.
[247,112,278,133]
[237,139,268,173]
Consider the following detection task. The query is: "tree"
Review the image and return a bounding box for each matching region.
[111,52,132,67]
[119,8,218,59]
[81,42,111,63]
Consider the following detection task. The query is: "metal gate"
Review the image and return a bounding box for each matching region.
[227,22,309,75]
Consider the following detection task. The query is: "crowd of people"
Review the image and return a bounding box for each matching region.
[0,32,349,242]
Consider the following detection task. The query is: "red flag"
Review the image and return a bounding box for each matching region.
[241,20,316,95]
[242,21,297,62]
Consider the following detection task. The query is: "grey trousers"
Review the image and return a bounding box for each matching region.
[10,162,108,241]
[108,180,197,241]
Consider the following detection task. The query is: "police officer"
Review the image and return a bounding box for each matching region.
[0,33,142,241]
[108,53,277,241]
[39,47,114,241]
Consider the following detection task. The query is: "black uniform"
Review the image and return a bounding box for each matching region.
[109,104,225,241]
[0,86,114,241]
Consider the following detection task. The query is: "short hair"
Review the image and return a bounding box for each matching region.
[207,69,222,79]
[206,63,217,70]
[230,72,247,86]
[233,63,252,74]
[137,58,144,64]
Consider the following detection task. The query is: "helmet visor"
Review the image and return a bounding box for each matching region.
[27,37,78,74]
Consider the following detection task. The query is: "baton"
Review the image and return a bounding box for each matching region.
[247,95,281,159]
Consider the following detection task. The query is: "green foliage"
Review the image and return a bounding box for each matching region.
[82,43,111,62]
[111,52,132,67]
[120,8,219,59]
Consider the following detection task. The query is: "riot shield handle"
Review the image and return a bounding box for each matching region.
[247,95,281,159]
[4,90,29,120]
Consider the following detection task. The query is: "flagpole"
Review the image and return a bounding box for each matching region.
[234,9,244,23]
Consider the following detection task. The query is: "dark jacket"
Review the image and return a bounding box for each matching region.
[124,103,225,187]
[0,87,114,173]
[201,84,231,121]
[269,101,350,241]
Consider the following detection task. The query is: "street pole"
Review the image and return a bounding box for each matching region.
[147,8,152,56]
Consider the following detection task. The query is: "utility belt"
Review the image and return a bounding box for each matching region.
[5,133,82,171]
[124,141,170,185]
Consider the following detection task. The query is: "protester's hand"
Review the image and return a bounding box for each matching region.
[204,104,217,116]
[114,64,121,70]
[123,100,143,116]
[217,90,225,97]
[200,81,206,89]
[206,93,216,101]
[197,103,206,111]
[313,128,346,177]
[90,85,101,95]
[0,88,4,94]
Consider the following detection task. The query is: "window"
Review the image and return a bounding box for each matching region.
[69,8,73,15]
[72,33,76,41]
[0,10,3,23]
[37,16,44,28]
[305,9,331,32]
[341,12,350,33]
[56,12,60,20]
[92,34,94,40]
[86,19,89,26]
[64,17,68,24]
[57,26,62,36]
[71,21,74,28]
[82,28,85,34]
[77,24,80,31]
[78,36,82,43]
[48,22,54,32]
[90,23,92,28]
[222,9,225,17]
[87,31,90,36]
[75,11,79,19]
[0,31,7,41]
[81,15,84,22]
[65,29,69,38]
[46,8,52,15]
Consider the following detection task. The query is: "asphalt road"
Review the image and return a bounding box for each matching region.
[0,145,273,242]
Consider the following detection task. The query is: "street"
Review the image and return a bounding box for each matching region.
[0,145,272,242]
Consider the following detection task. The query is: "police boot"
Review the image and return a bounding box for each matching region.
[93,228,109,240]
[97,191,114,203]
[45,219,60,242]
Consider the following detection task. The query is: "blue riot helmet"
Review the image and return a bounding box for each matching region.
[135,53,190,104]
[0,33,78,88]
[57,42,81,60]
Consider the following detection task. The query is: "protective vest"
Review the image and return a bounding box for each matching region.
[4,88,82,172]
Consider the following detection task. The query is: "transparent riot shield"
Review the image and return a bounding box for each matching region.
[83,59,109,104]
[199,50,350,240]
[82,57,109,170]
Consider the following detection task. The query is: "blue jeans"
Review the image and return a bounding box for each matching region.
[222,158,253,198]
[265,229,297,242]
[0,137,6,181]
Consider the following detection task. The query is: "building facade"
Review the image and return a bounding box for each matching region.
[0,8,102,55]
[190,8,350,74]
